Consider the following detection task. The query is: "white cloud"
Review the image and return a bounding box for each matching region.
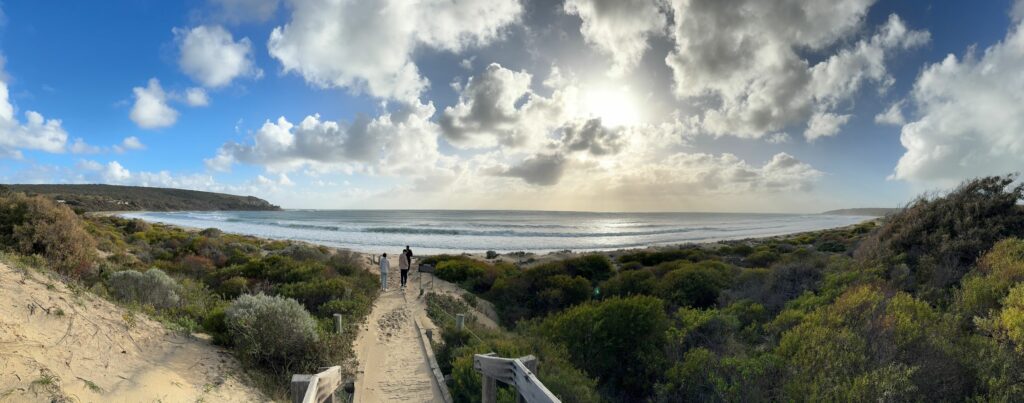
[803,112,851,141]
[210,0,280,24]
[209,101,442,175]
[185,87,210,107]
[69,138,101,154]
[175,25,260,88]
[874,101,905,125]
[120,136,145,151]
[103,161,132,182]
[891,19,1024,183]
[267,0,521,101]
[440,63,557,149]
[665,0,928,140]
[0,79,69,155]
[564,0,667,75]
[130,78,178,129]
[766,133,791,144]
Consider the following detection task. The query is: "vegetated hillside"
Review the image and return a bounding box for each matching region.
[0,191,377,399]
[0,184,280,212]
[423,175,1024,402]
[821,207,898,216]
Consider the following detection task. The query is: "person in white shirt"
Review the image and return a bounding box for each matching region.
[379,253,390,292]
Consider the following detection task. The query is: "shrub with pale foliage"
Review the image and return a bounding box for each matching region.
[107,268,181,308]
[225,293,320,370]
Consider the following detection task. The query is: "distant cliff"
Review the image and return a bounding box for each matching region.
[821,207,897,216]
[0,184,280,212]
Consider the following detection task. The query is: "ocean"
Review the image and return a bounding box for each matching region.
[121,210,872,255]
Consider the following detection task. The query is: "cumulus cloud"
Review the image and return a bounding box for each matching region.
[130,78,178,129]
[559,118,625,155]
[613,152,822,195]
[564,0,667,75]
[210,0,279,24]
[0,80,69,155]
[804,112,851,141]
[439,63,552,148]
[665,0,928,140]
[184,87,210,106]
[267,0,521,101]
[208,101,442,175]
[891,19,1024,182]
[118,136,146,152]
[497,153,566,186]
[874,101,905,125]
[175,25,260,88]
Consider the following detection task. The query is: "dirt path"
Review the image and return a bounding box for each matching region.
[0,261,266,403]
[353,258,444,403]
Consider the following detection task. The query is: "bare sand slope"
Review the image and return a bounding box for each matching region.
[0,262,267,403]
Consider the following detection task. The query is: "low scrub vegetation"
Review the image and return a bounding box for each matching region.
[0,191,376,398]
[424,175,1024,402]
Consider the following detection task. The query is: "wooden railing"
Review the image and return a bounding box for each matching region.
[474,353,561,403]
[291,366,352,403]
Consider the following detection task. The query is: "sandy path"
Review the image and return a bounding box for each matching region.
[353,257,444,403]
[0,262,266,403]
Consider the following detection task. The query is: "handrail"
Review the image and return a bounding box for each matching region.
[291,365,347,403]
[473,353,561,403]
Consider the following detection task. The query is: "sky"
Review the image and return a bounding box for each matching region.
[1,0,1023,213]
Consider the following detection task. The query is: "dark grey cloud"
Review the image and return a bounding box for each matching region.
[499,153,566,186]
[559,118,625,155]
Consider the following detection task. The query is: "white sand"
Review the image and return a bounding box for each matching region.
[0,262,267,403]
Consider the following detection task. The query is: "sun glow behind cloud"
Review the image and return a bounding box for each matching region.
[580,85,642,127]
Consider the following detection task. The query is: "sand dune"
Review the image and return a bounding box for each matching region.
[0,261,267,403]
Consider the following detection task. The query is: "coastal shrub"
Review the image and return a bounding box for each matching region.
[489,263,595,326]
[745,249,780,267]
[277,278,350,312]
[225,293,320,371]
[540,295,669,400]
[327,249,362,275]
[558,254,613,283]
[435,259,487,284]
[618,247,708,266]
[655,349,784,403]
[856,175,1024,298]
[107,268,181,309]
[485,250,499,259]
[0,193,96,278]
[318,294,372,321]
[272,243,331,262]
[198,227,222,237]
[601,268,656,297]
[178,254,215,276]
[776,285,969,401]
[218,276,249,298]
[655,261,734,309]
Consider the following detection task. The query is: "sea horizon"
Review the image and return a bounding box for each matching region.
[122,209,873,255]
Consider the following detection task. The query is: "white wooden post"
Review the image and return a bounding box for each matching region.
[455,313,465,331]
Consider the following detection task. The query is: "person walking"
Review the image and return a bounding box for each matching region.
[398,248,410,289]
[402,245,414,289]
[379,253,390,292]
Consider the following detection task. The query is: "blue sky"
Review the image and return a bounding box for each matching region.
[1,0,1022,212]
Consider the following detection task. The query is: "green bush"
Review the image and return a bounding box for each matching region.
[655,261,734,309]
[277,278,350,311]
[540,295,670,400]
[107,268,181,308]
[601,269,656,297]
[856,175,1024,299]
[225,294,320,372]
[618,247,708,266]
[436,259,487,284]
[559,254,613,283]
[0,193,96,278]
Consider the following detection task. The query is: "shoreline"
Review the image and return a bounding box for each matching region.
[103,211,879,263]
